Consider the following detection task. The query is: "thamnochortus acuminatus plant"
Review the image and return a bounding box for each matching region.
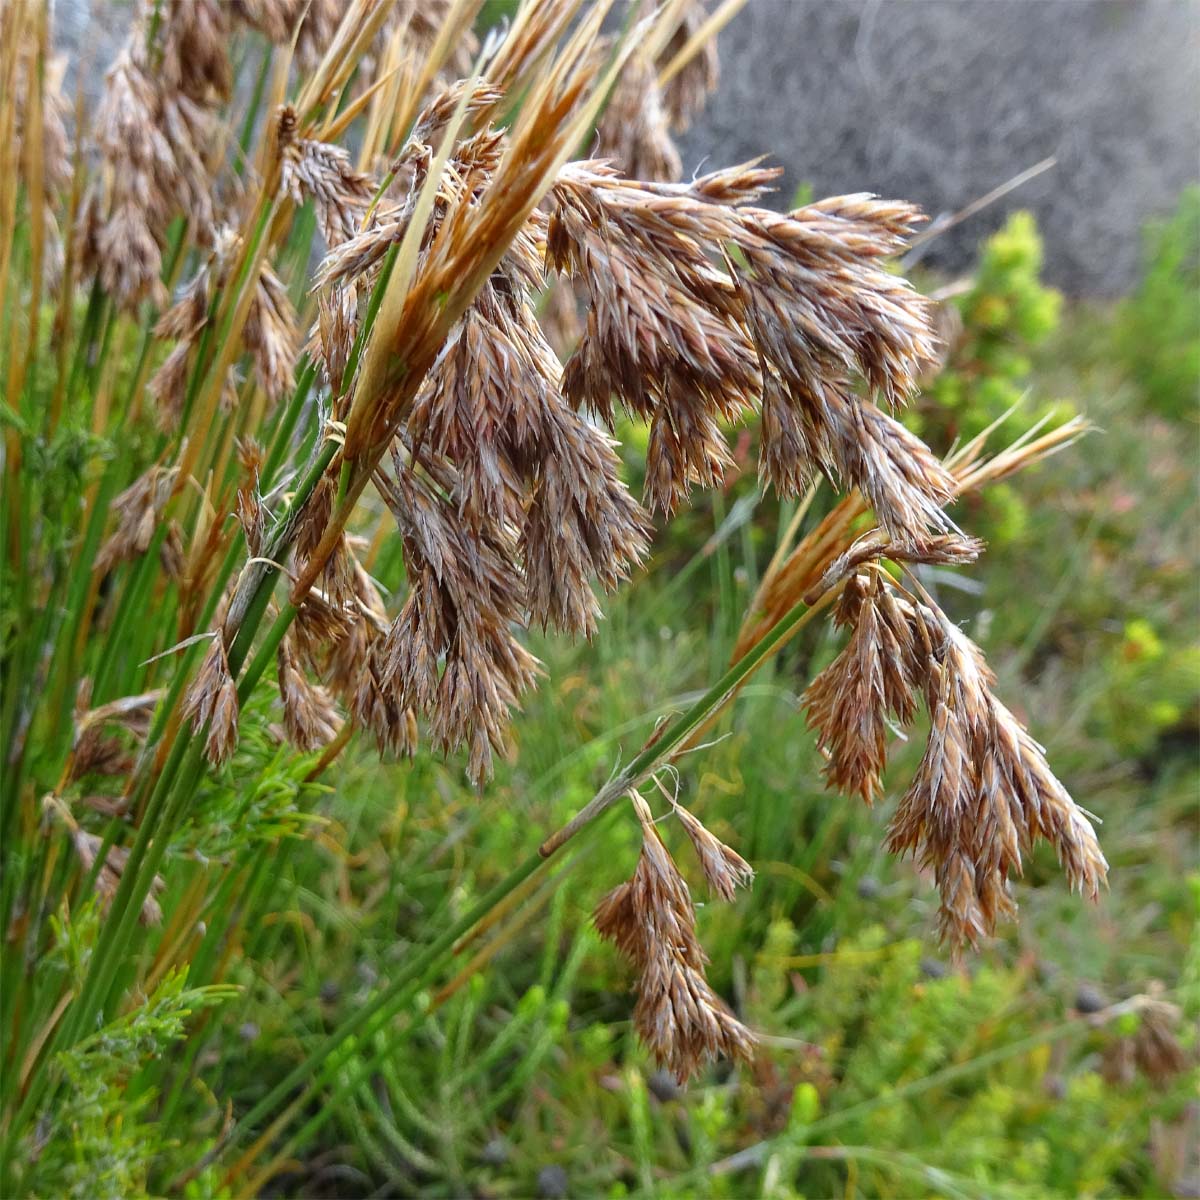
[1,0,1106,1176]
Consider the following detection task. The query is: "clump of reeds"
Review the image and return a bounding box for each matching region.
[0,0,1108,1167]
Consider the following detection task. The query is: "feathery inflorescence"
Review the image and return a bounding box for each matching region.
[149,229,301,426]
[804,570,1107,947]
[595,0,720,184]
[57,0,1106,1086]
[183,635,240,767]
[43,789,166,925]
[594,791,755,1081]
[547,165,945,525]
[76,0,378,311]
[79,0,231,309]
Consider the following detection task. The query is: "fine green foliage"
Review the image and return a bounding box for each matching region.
[14,956,235,1200]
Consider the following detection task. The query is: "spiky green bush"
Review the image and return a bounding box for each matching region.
[1115,187,1200,419]
[923,211,1063,439]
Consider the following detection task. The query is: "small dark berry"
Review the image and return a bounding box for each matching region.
[536,1165,569,1199]
[647,1068,681,1102]
[479,1137,510,1166]
[1074,983,1108,1014]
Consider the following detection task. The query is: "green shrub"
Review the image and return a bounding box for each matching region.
[1094,618,1200,759]
[1116,187,1200,419]
[923,211,1065,444]
[916,212,1071,546]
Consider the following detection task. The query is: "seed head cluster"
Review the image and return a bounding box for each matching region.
[80,0,231,309]
[68,0,1110,1085]
[805,571,1108,947]
[149,230,300,425]
[594,791,755,1081]
[77,0,376,311]
[547,165,945,527]
[595,1,719,184]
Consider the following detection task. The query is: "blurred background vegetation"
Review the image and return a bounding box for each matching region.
[26,187,1197,1200]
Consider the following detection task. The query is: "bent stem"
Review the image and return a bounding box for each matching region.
[539,588,834,857]
[223,589,829,1168]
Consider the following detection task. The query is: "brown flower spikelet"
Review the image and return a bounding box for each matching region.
[243,261,301,405]
[373,459,540,784]
[405,279,651,636]
[671,801,754,902]
[182,636,239,766]
[70,828,165,925]
[278,105,375,248]
[96,465,179,573]
[595,794,755,1081]
[806,572,1107,947]
[595,50,682,183]
[277,634,341,751]
[660,2,720,132]
[81,0,236,308]
[802,573,920,803]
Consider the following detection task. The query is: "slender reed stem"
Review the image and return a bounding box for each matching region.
[539,590,831,857]
[222,588,830,1162]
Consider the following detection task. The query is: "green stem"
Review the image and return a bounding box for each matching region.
[235,48,273,181]
[261,360,316,489]
[538,591,822,858]
[63,281,103,405]
[92,525,168,701]
[224,597,823,1164]
[9,431,340,1148]
[238,603,296,704]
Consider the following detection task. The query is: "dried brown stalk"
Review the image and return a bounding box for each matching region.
[43,794,165,925]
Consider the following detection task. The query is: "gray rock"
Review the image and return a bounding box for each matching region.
[54,0,1200,293]
[681,0,1200,295]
